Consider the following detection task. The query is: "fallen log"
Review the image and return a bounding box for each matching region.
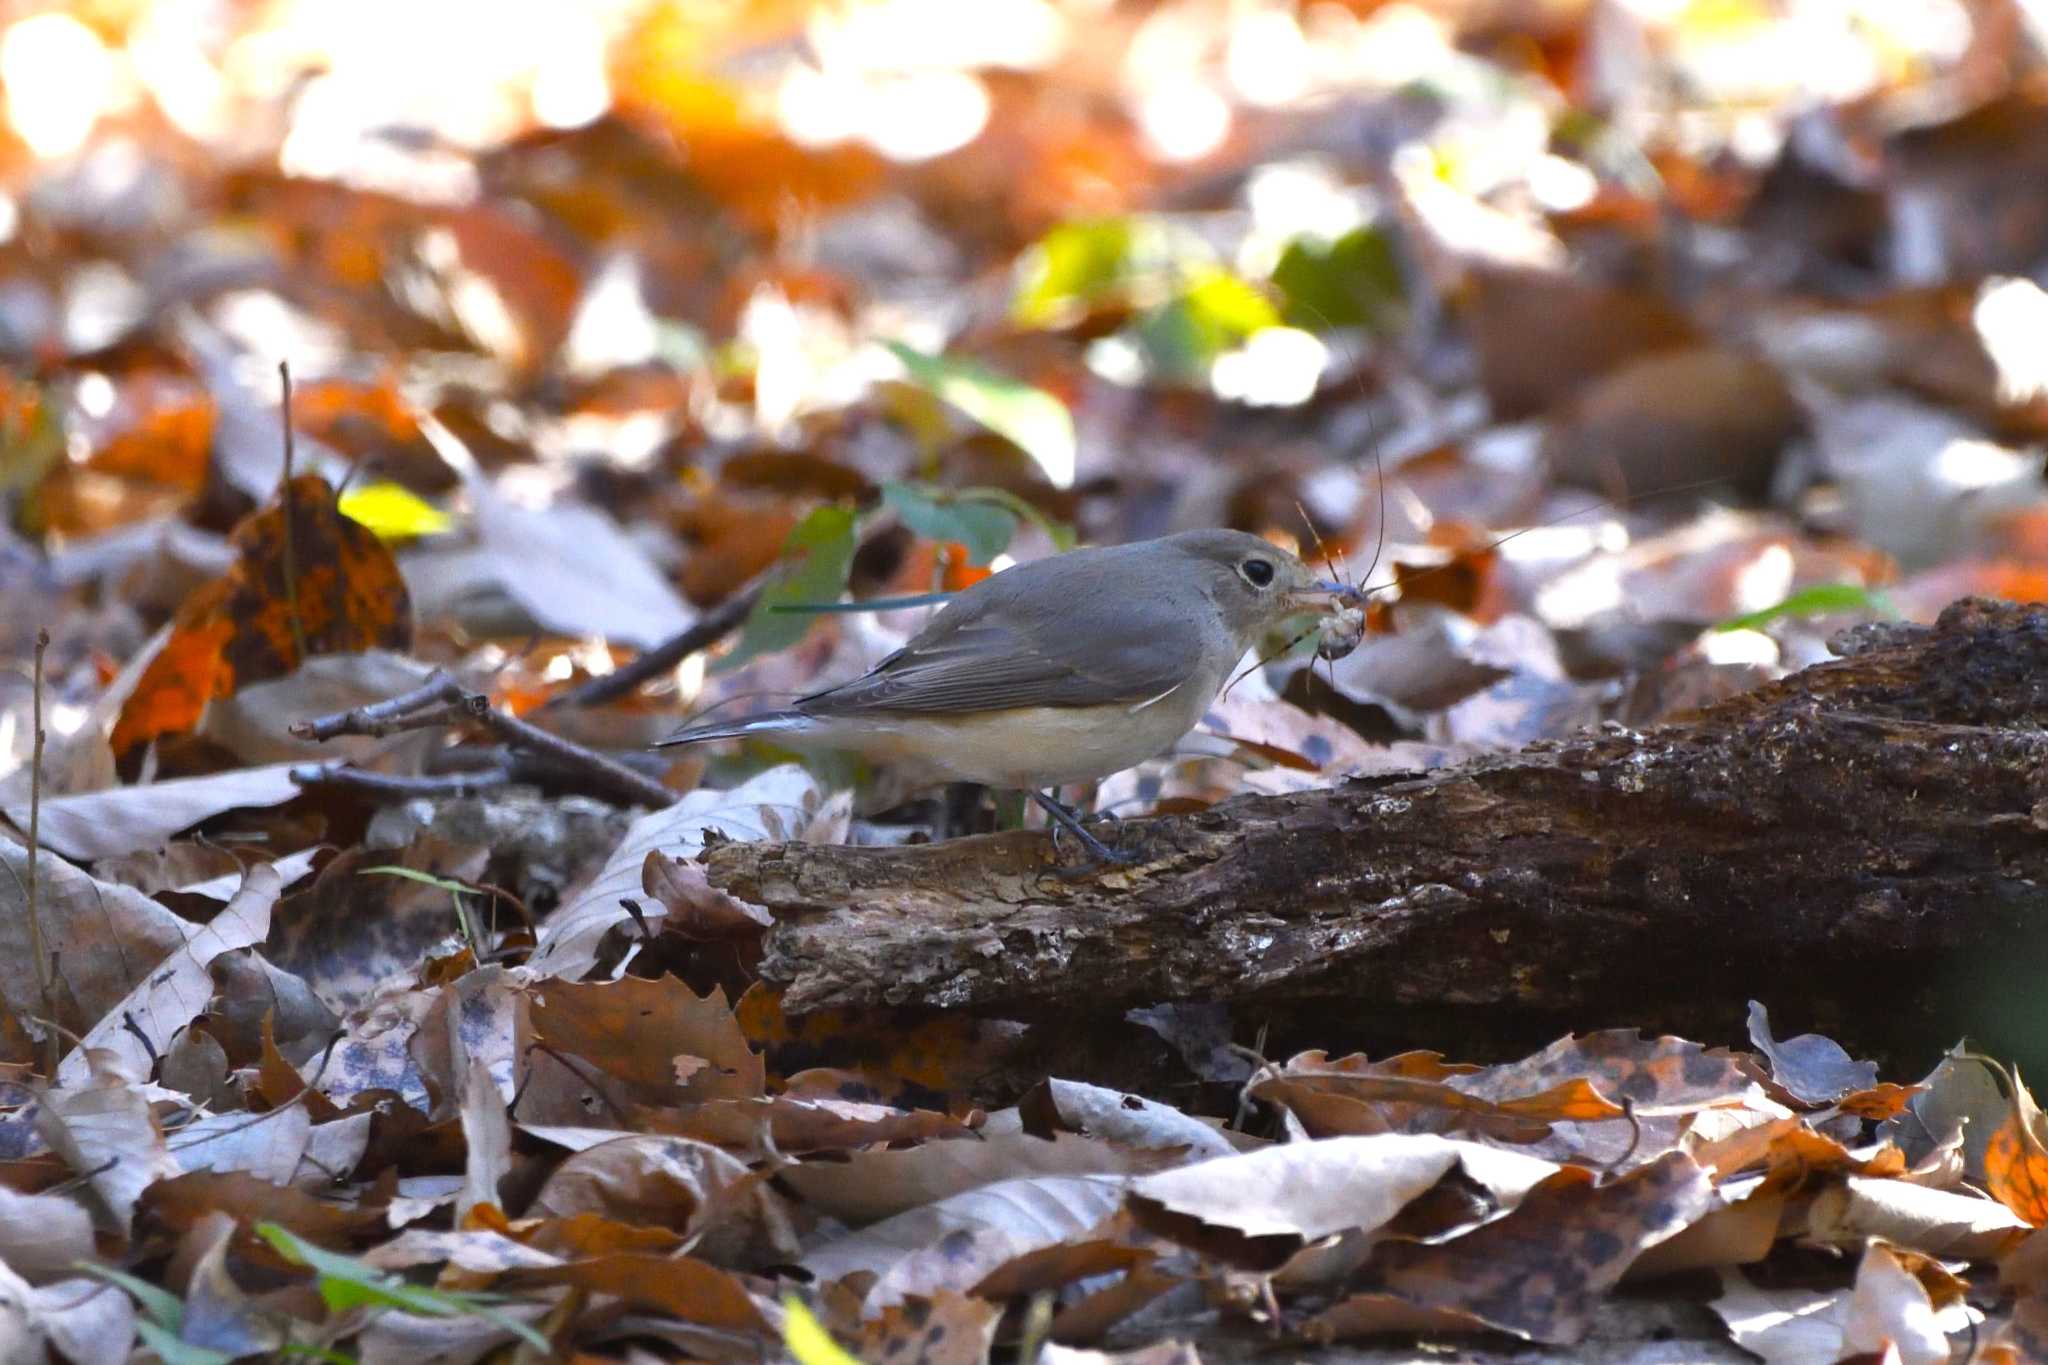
[704,599,2048,1054]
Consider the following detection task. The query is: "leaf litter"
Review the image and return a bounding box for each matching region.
[4,0,2048,1360]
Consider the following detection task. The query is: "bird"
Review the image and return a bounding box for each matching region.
[657,529,1351,861]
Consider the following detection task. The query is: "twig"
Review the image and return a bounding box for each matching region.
[475,706,677,808]
[289,671,472,741]
[277,361,307,664]
[293,672,677,808]
[25,629,57,1076]
[290,764,512,798]
[544,580,765,710]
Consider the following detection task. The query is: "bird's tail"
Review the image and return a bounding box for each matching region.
[653,709,813,748]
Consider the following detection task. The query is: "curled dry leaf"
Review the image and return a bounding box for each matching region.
[1746,999,1882,1107]
[638,1092,980,1154]
[1804,1173,2028,1260]
[1127,1134,1557,1272]
[1310,1152,1714,1347]
[57,862,280,1086]
[1021,1078,1240,1161]
[1,762,305,863]
[532,763,835,980]
[34,1049,180,1235]
[802,1174,1128,1309]
[1713,1240,1963,1365]
[0,1187,98,1282]
[642,848,773,937]
[778,1108,1192,1226]
[0,843,197,1060]
[527,1132,798,1266]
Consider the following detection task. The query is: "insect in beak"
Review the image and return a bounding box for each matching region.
[1286,580,1363,614]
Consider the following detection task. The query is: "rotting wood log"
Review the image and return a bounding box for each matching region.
[703,599,2048,1047]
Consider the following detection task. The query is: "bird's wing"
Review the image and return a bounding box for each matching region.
[799,590,1207,716]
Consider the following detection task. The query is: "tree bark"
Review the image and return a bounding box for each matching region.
[703,599,2048,1050]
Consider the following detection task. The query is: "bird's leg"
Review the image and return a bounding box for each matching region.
[1032,789,1135,866]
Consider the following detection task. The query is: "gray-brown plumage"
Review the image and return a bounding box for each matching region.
[658,529,1347,856]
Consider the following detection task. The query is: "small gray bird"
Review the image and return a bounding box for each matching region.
[657,529,1350,860]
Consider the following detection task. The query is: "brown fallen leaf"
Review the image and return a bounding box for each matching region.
[111,474,413,761]
[1128,1135,1556,1271]
[1310,1152,1714,1346]
[1542,346,1804,503]
[2,762,304,864]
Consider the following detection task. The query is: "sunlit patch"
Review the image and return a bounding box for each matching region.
[128,0,230,142]
[1085,334,1147,387]
[63,262,146,354]
[1226,9,1309,107]
[1240,159,1370,275]
[1932,437,2036,492]
[868,70,991,160]
[1135,80,1231,163]
[673,649,706,708]
[2,13,118,159]
[530,18,609,128]
[1972,277,2048,407]
[1210,327,1327,407]
[73,372,115,421]
[1700,628,1778,667]
[211,289,350,381]
[1731,542,1795,613]
[809,0,1066,72]
[563,255,658,377]
[1528,155,1598,212]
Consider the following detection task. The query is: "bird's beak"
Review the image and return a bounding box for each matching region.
[1286,579,1358,614]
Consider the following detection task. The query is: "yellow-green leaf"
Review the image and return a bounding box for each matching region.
[338,481,454,541]
[784,1295,863,1365]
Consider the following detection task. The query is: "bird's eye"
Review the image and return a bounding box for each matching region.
[1241,557,1275,588]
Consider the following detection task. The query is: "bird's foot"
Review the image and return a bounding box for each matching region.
[1032,791,1138,873]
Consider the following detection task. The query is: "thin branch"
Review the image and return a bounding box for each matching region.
[293,672,677,808]
[475,706,677,808]
[545,579,765,711]
[291,764,512,798]
[289,671,471,741]
[26,628,57,1076]
[277,361,307,663]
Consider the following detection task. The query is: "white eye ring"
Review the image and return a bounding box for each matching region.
[1241,558,1275,588]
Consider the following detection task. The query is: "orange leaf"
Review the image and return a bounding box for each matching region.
[111,475,413,759]
[1987,1065,2048,1226]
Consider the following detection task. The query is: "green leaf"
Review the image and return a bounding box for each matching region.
[0,381,64,497]
[1012,217,1138,326]
[783,1295,863,1365]
[882,483,1018,565]
[1713,583,1896,633]
[359,866,472,897]
[1272,224,1406,332]
[133,1320,235,1365]
[257,1224,550,1353]
[76,1262,187,1332]
[884,342,1077,487]
[1136,269,1281,380]
[717,503,860,672]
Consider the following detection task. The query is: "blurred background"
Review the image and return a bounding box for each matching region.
[8,0,2048,788]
